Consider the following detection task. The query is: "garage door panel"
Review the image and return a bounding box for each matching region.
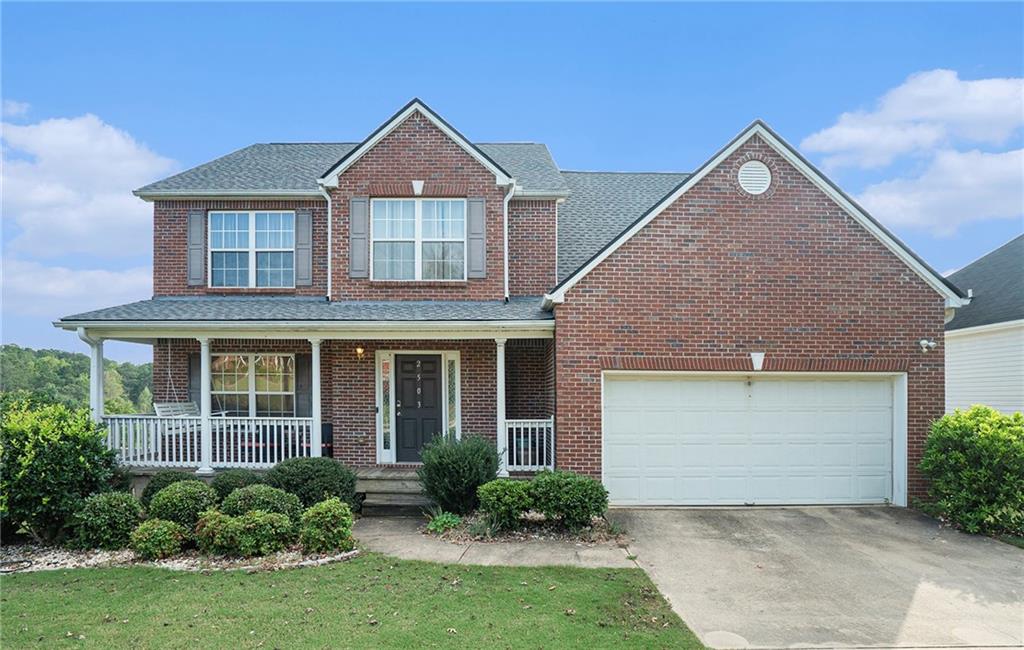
[604,376,894,506]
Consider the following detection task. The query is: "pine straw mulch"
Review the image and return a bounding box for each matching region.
[425,511,630,547]
[0,543,358,574]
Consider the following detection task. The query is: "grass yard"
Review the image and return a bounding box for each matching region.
[0,552,702,649]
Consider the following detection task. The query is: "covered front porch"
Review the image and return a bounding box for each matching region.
[66,311,555,476]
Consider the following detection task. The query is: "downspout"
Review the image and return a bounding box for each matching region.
[502,179,517,303]
[318,183,333,301]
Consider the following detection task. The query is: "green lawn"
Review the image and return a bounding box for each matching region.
[1,552,702,649]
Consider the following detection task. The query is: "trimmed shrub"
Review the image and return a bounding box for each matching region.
[417,435,499,514]
[141,471,192,507]
[130,519,186,560]
[71,492,143,550]
[147,480,218,533]
[211,469,264,501]
[299,498,355,553]
[235,511,293,557]
[920,406,1024,535]
[221,484,302,523]
[478,479,532,530]
[195,510,242,556]
[528,470,609,530]
[0,401,121,543]
[265,457,357,509]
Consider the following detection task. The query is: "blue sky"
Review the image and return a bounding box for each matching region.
[3,2,1022,362]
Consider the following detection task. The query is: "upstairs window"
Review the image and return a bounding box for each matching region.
[209,211,295,288]
[371,199,465,281]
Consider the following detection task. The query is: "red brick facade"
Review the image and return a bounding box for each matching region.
[552,136,946,501]
[153,199,329,297]
[508,200,558,295]
[327,112,509,301]
[505,339,556,419]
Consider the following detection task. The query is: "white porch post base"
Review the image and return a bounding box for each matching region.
[310,338,323,458]
[197,337,214,476]
[496,338,508,477]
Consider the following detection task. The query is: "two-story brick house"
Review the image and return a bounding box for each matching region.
[57,99,968,507]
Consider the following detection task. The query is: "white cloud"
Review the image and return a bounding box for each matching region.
[1,114,176,258]
[802,70,1024,168]
[857,149,1024,236]
[2,258,151,318]
[2,100,30,118]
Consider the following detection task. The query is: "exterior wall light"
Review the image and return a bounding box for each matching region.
[918,339,937,353]
[355,346,365,360]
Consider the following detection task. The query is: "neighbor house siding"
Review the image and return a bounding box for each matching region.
[152,199,329,297]
[945,322,1024,414]
[552,135,946,501]
[327,112,508,301]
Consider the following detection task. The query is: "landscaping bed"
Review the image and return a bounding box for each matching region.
[429,512,629,547]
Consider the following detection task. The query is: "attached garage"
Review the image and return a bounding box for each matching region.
[602,373,907,507]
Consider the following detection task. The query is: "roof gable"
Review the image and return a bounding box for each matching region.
[318,98,512,188]
[946,234,1024,330]
[544,120,967,308]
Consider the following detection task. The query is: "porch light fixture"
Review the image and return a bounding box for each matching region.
[355,346,365,360]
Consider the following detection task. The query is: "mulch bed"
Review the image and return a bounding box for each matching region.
[0,543,359,574]
[427,512,629,547]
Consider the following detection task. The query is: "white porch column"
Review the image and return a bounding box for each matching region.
[309,338,323,458]
[77,328,104,422]
[496,338,509,477]
[197,337,214,475]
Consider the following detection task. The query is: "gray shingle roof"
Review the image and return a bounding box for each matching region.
[946,234,1024,331]
[59,296,551,323]
[136,143,567,196]
[556,171,689,281]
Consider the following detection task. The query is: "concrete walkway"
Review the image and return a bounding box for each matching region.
[609,507,1024,649]
[353,516,634,568]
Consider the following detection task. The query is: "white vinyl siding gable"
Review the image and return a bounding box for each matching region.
[945,322,1024,414]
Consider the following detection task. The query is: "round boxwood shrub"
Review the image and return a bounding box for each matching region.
[265,457,357,509]
[528,470,609,530]
[147,480,218,533]
[141,471,192,507]
[920,406,1024,535]
[1,401,121,543]
[299,498,355,553]
[235,510,293,557]
[417,435,499,515]
[211,469,264,501]
[221,484,302,523]
[195,510,241,556]
[71,492,143,550]
[130,518,187,560]
[478,479,533,530]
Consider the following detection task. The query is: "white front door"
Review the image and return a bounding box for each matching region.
[603,374,897,506]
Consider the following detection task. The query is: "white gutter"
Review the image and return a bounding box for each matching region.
[502,179,517,302]
[318,183,333,301]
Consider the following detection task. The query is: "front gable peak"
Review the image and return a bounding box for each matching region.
[318,98,513,188]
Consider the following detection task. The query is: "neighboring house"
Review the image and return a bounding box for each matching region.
[56,99,969,507]
[945,235,1024,414]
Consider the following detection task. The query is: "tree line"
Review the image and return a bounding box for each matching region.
[1,344,153,414]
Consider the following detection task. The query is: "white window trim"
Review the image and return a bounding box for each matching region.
[375,350,461,464]
[211,352,297,418]
[369,198,468,282]
[208,210,297,289]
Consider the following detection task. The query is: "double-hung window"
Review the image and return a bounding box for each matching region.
[211,354,296,417]
[209,211,295,288]
[371,199,466,281]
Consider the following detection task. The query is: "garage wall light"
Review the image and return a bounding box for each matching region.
[918,339,937,353]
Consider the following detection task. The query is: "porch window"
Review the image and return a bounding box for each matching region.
[212,354,295,417]
[209,211,295,288]
[371,199,465,281]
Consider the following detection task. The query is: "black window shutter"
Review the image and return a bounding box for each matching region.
[294,353,312,417]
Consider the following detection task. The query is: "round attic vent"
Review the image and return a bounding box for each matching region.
[737,160,772,195]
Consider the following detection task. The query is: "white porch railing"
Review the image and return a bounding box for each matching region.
[505,417,555,471]
[103,416,314,469]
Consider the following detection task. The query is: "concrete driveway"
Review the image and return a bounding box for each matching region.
[609,507,1023,649]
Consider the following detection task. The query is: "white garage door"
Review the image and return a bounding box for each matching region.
[603,375,895,506]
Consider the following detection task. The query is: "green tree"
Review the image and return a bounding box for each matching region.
[136,386,153,414]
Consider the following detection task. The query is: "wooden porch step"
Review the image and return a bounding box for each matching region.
[356,477,423,494]
[361,492,432,517]
[355,467,429,516]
